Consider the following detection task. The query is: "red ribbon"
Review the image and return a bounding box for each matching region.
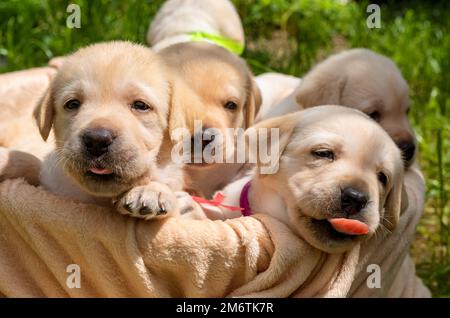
[192,192,243,212]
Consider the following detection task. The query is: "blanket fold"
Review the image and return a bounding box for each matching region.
[0,163,430,297]
[348,164,431,297]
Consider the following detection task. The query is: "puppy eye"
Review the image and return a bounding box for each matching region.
[369,111,381,122]
[224,101,238,111]
[64,99,81,110]
[377,171,388,186]
[312,150,335,160]
[131,100,153,112]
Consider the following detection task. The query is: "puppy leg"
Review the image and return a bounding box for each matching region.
[115,182,180,220]
[0,147,41,186]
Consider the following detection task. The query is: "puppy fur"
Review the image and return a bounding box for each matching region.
[159,42,261,198]
[147,0,244,52]
[26,1,250,200]
[0,67,58,186]
[258,49,416,166]
[254,72,301,122]
[213,106,404,253]
[35,41,184,219]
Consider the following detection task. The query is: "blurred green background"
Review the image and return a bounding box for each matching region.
[0,0,449,296]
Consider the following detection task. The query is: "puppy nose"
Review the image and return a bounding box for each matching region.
[82,129,115,157]
[397,140,416,163]
[202,129,216,148]
[341,187,368,215]
[191,129,216,150]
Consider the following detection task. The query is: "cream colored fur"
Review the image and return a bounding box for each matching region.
[147,0,244,52]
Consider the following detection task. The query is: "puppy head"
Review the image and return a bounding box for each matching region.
[161,42,261,166]
[295,49,416,166]
[34,41,171,197]
[252,106,404,253]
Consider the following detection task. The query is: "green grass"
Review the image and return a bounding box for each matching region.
[1,0,449,297]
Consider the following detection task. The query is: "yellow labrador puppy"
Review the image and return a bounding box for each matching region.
[209,106,404,253]
[159,42,261,198]
[147,0,244,53]
[35,41,184,219]
[257,49,416,166]
[45,1,251,199]
[146,0,254,198]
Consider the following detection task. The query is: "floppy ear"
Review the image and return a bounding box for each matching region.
[245,113,298,175]
[167,81,186,141]
[383,167,405,231]
[167,79,203,142]
[244,79,262,128]
[33,89,54,141]
[295,73,347,108]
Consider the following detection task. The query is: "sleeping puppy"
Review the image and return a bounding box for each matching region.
[258,49,416,166]
[158,42,261,198]
[209,106,404,253]
[35,41,184,219]
[147,0,244,53]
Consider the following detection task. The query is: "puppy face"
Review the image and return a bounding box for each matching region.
[160,42,261,166]
[35,42,171,197]
[253,106,404,253]
[295,49,416,166]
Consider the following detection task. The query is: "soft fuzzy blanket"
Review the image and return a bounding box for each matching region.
[0,165,430,297]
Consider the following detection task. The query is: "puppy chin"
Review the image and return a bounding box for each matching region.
[187,145,236,168]
[289,199,372,254]
[294,215,361,254]
[186,162,215,169]
[65,166,131,197]
[63,155,149,198]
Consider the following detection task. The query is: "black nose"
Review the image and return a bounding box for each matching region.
[202,129,216,148]
[191,129,217,150]
[341,187,368,215]
[397,140,416,163]
[82,128,115,157]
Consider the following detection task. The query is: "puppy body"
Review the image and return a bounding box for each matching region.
[147,0,244,52]
[209,106,404,254]
[0,67,57,158]
[18,1,250,201]
[35,42,186,219]
[257,49,416,165]
[0,67,59,186]
[255,73,301,122]
[150,0,254,198]
[159,42,261,197]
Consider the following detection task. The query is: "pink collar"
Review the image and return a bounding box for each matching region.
[239,181,252,216]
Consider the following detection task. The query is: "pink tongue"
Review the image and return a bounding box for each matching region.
[90,167,112,175]
[328,218,369,235]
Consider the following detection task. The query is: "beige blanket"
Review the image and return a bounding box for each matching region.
[0,165,430,297]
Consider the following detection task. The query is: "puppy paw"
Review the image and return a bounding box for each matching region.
[175,191,207,220]
[115,183,179,220]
